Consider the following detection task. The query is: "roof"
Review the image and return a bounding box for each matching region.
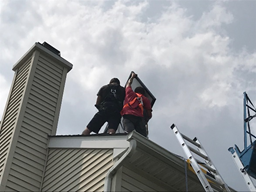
[49,132,207,191]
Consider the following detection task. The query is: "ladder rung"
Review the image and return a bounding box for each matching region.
[188,145,209,160]
[181,133,201,148]
[197,161,217,174]
[204,173,223,186]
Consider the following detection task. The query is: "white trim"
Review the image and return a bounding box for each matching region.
[13,42,73,72]
[48,135,130,149]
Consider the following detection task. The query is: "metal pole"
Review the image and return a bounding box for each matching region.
[244,92,247,149]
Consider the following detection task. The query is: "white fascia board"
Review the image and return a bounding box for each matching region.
[48,135,130,150]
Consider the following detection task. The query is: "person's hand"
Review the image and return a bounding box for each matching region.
[131,72,137,79]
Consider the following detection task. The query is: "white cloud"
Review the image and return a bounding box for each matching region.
[0,0,255,190]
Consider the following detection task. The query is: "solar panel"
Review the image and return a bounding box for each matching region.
[125,71,156,107]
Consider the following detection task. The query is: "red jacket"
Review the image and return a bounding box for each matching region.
[121,86,152,118]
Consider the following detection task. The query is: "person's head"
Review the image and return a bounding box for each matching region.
[109,78,120,85]
[135,87,145,95]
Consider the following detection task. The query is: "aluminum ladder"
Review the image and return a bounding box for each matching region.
[228,147,256,191]
[171,124,231,192]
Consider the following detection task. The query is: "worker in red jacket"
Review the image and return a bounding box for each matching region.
[121,72,152,137]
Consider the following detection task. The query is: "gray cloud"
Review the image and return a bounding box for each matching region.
[0,0,255,190]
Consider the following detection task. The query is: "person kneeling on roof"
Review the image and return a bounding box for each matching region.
[121,72,152,137]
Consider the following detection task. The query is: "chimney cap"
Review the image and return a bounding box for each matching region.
[39,42,61,56]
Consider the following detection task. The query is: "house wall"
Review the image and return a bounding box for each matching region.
[42,148,114,191]
[113,165,174,192]
[0,43,72,191]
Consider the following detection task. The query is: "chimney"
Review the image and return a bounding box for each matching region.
[0,42,73,191]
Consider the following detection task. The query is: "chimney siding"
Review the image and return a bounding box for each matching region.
[0,43,72,191]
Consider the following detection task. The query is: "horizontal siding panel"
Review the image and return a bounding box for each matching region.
[17,139,46,159]
[55,150,112,191]
[0,129,13,145]
[23,117,52,135]
[34,69,61,87]
[43,153,82,187]
[122,180,143,192]
[12,76,26,92]
[7,175,38,191]
[16,59,30,75]
[31,81,58,101]
[28,98,55,116]
[11,162,42,182]
[19,131,47,151]
[1,112,18,128]
[31,86,58,103]
[71,159,112,191]
[13,153,44,171]
[12,75,27,93]
[0,138,11,153]
[15,148,45,167]
[15,67,29,84]
[16,57,31,74]
[0,123,15,139]
[16,145,46,162]
[16,61,30,76]
[6,179,29,192]
[42,149,113,192]
[7,93,22,110]
[25,108,53,126]
[29,94,56,112]
[122,166,167,192]
[11,79,26,97]
[0,153,6,166]
[43,150,81,181]
[121,187,130,191]
[34,71,60,91]
[4,187,15,191]
[21,125,48,144]
[2,105,18,122]
[10,168,41,188]
[1,120,15,132]
[24,113,52,131]
[34,76,59,95]
[122,172,154,192]
[0,151,8,164]
[39,55,63,71]
[27,103,54,121]
[86,179,104,192]
[5,103,20,119]
[30,89,57,107]
[37,63,62,82]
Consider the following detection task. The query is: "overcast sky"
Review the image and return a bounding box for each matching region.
[0,0,256,191]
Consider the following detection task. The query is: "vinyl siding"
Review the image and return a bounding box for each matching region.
[4,53,66,191]
[120,166,169,192]
[42,148,114,191]
[0,57,31,180]
[0,45,72,191]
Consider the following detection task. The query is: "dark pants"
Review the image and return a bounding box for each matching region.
[122,115,147,137]
[87,111,121,133]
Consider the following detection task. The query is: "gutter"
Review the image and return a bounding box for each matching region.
[104,135,137,192]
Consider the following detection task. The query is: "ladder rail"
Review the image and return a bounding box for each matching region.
[192,137,231,192]
[228,147,256,191]
[171,124,231,192]
[171,124,214,192]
